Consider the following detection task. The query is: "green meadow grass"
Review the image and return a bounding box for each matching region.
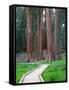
[16,63,38,83]
[42,56,66,82]
[16,54,66,83]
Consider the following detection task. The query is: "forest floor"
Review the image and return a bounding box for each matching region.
[22,64,49,83]
[42,57,66,82]
[16,63,39,83]
[16,52,66,83]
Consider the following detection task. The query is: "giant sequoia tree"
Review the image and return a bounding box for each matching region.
[16,7,66,62]
[26,7,33,62]
[54,9,61,60]
[37,8,43,60]
[45,8,53,61]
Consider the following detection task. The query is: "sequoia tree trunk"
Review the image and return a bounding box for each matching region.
[26,7,33,62]
[54,9,61,60]
[45,8,53,61]
[37,9,43,60]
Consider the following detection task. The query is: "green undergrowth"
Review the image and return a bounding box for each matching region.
[16,63,38,83]
[42,56,66,82]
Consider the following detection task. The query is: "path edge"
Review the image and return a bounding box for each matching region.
[39,64,49,82]
[19,64,42,83]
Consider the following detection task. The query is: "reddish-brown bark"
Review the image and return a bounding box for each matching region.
[37,9,43,60]
[45,8,53,61]
[26,7,33,62]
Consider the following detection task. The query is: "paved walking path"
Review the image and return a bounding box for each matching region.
[23,64,49,83]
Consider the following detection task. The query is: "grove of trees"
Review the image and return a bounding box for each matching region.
[16,7,66,62]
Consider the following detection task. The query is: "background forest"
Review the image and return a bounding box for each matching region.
[16,7,66,62]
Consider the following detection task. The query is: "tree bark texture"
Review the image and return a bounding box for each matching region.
[26,7,33,62]
[54,9,61,60]
[37,9,43,60]
[45,8,53,61]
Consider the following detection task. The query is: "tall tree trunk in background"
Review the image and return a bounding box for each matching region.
[54,9,61,60]
[45,8,53,61]
[52,31,56,60]
[26,7,33,62]
[37,9,43,60]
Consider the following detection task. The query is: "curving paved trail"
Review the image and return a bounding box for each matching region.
[22,64,49,83]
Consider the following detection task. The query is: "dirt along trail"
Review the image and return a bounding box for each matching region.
[22,64,49,83]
